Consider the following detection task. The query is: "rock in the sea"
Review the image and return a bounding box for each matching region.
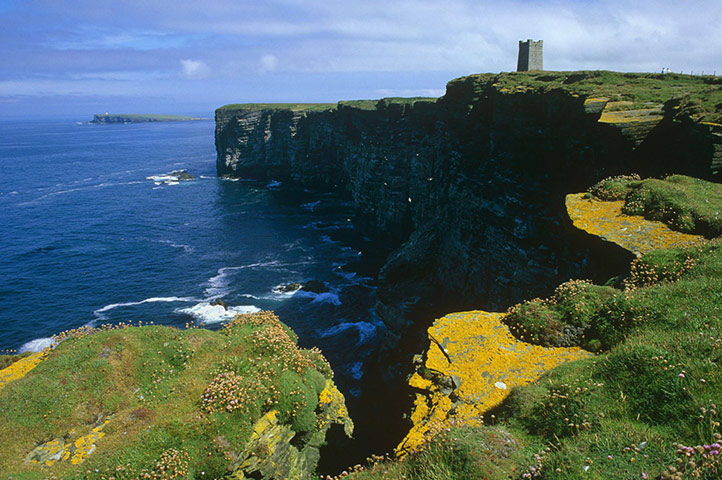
[210,298,229,309]
[302,280,329,294]
[273,283,303,293]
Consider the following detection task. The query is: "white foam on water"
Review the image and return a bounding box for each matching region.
[19,181,145,206]
[94,296,197,321]
[18,337,56,353]
[294,290,342,306]
[204,261,284,299]
[157,239,194,254]
[266,180,282,189]
[177,302,260,324]
[320,321,376,343]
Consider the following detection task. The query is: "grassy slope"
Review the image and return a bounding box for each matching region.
[0,312,334,479]
[348,176,722,480]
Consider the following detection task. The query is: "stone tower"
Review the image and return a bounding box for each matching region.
[517,39,543,71]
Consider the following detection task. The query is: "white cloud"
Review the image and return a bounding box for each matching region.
[180,59,211,79]
[259,54,279,74]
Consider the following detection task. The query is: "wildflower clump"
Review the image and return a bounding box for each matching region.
[517,376,605,439]
[662,406,722,480]
[149,448,191,480]
[201,371,251,414]
[588,173,641,200]
[624,250,696,290]
[505,279,618,350]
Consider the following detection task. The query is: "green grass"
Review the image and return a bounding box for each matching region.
[217,102,337,112]
[589,174,722,237]
[451,71,722,123]
[0,312,337,479]
[339,97,437,110]
[218,97,437,113]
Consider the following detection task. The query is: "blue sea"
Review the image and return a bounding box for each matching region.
[0,117,384,399]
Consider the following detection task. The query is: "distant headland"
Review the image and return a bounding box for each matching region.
[91,113,206,124]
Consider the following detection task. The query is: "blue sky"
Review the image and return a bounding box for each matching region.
[1,0,721,117]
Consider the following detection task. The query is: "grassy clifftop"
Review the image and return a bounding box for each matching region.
[450,70,722,124]
[0,312,351,479]
[217,97,437,113]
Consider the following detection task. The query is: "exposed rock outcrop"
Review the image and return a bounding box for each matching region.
[395,310,590,456]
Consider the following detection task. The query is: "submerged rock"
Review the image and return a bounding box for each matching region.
[273,283,303,293]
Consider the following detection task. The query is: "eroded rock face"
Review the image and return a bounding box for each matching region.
[229,381,353,480]
[215,74,722,342]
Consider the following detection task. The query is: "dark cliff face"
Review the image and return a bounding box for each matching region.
[215,75,721,343]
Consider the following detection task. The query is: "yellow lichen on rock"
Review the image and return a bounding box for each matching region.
[317,379,353,437]
[566,193,706,255]
[25,418,110,467]
[0,350,50,391]
[396,310,590,456]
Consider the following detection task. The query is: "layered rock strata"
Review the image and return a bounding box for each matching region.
[216,73,722,342]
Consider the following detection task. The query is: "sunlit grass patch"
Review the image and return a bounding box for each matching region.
[0,312,350,479]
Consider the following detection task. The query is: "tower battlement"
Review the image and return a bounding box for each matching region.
[517,39,543,71]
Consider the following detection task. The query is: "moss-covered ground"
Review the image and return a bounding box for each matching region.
[0,312,341,479]
[342,175,722,480]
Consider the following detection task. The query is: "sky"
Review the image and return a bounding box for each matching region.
[1,0,721,118]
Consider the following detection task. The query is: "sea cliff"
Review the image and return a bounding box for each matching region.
[215,71,722,341]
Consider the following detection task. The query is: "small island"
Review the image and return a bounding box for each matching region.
[91,113,205,124]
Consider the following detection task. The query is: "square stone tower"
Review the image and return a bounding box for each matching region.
[517,39,543,71]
